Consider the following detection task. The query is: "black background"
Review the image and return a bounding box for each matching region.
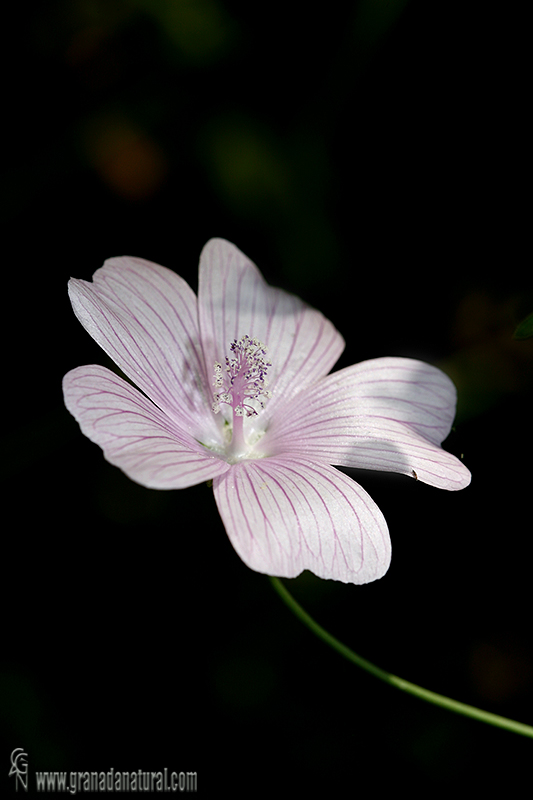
[2,0,532,794]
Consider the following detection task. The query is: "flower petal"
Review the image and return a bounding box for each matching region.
[213,455,390,584]
[63,365,230,489]
[68,255,219,442]
[267,357,471,490]
[198,239,345,416]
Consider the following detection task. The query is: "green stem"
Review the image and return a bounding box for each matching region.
[269,576,533,739]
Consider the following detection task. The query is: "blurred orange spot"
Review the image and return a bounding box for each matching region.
[86,119,168,200]
[469,639,532,703]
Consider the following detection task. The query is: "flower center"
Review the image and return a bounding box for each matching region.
[212,335,272,459]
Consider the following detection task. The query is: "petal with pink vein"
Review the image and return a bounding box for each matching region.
[198,238,345,416]
[266,357,471,490]
[213,455,391,584]
[68,255,216,438]
[63,364,230,489]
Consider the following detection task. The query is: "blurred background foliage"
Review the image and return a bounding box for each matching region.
[2,0,532,794]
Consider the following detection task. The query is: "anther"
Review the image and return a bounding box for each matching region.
[211,335,272,420]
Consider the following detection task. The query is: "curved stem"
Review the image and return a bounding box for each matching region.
[269,576,533,739]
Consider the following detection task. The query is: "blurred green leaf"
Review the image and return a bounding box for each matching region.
[129,0,237,64]
[514,311,533,340]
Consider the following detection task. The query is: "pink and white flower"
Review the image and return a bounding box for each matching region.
[63,239,470,584]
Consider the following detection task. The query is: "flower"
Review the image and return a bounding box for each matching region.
[63,239,471,584]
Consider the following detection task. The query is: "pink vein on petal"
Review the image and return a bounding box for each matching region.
[68,257,215,439]
[63,364,229,489]
[266,357,471,490]
[213,455,390,584]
